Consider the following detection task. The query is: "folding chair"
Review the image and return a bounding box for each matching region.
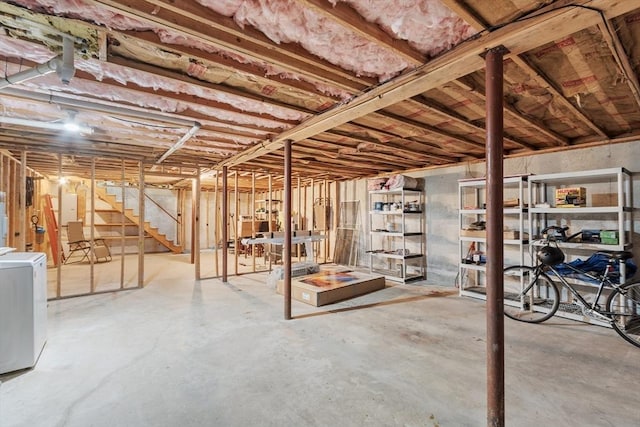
[65,220,112,264]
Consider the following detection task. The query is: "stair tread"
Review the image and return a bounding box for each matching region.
[96,187,181,253]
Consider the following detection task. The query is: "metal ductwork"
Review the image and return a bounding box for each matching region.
[57,37,75,85]
[0,36,75,89]
[156,122,202,164]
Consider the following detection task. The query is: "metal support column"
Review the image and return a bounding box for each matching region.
[284,139,292,320]
[222,166,228,283]
[485,45,507,427]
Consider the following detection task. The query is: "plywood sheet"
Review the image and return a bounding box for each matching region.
[277,269,385,306]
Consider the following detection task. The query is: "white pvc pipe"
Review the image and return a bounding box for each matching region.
[155,122,201,164]
[0,116,92,134]
[1,86,198,128]
[0,60,59,89]
[0,36,75,89]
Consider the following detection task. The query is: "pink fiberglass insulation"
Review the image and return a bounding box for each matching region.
[10,0,354,101]
[198,0,474,80]
[0,55,288,134]
[22,69,291,131]
[231,0,411,80]
[0,34,55,63]
[335,0,476,57]
[80,58,308,122]
[11,0,154,30]
[0,34,306,124]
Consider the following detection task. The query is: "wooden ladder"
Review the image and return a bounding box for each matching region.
[43,194,64,265]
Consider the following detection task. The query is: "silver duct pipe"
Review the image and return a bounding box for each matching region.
[57,36,75,85]
[1,76,201,161]
[0,116,92,134]
[0,87,198,127]
[156,122,201,164]
[0,36,75,89]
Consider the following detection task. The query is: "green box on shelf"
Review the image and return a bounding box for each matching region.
[599,230,619,245]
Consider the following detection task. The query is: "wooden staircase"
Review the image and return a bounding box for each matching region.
[94,187,182,254]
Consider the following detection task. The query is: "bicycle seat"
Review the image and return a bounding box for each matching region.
[595,251,633,261]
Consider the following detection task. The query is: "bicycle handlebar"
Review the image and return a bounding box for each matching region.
[541,225,569,235]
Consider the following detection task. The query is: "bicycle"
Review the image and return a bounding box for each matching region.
[503,226,640,349]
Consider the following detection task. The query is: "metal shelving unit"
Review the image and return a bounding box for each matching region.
[458,175,530,299]
[528,167,633,253]
[368,188,425,283]
[527,167,634,325]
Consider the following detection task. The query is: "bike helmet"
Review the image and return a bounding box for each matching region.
[537,246,565,266]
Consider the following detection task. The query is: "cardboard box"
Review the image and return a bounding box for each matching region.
[277,270,385,306]
[555,187,586,206]
[591,193,618,207]
[503,230,529,240]
[460,229,528,240]
[600,230,619,245]
[460,229,486,238]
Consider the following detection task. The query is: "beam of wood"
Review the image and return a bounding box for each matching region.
[220,0,634,167]
[265,152,381,176]
[94,0,374,90]
[450,79,568,147]
[108,42,324,117]
[373,110,492,150]
[300,138,435,166]
[442,0,604,140]
[293,143,422,170]
[326,126,475,161]
[81,59,302,127]
[301,0,425,65]
[440,0,488,29]
[18,151,26,251]
[510,55,608,138]
[597,20,640,109]
[406,96,534,150]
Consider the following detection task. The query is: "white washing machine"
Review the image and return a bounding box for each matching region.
[0,252,47,374]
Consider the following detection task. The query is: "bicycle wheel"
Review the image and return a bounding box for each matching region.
[607,281,640,349]
[503,265,560,323]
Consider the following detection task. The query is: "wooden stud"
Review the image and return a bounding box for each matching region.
[205,190,211,249]
[120,159,126,289]
[90,158,96,293]
[138,161,144,288]
[284,139,292,320]
[194,166,201,280]
[214,169,219,277]
[234,170,239,276]
[251,171,256,273]
[222,166,228,283]
[19,151,26,252]
[56,154,62,298]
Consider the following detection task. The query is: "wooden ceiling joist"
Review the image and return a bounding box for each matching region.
[95,0,375,91]
[509,55,608,138]
[301,0,426,65]
[221,0,638,168]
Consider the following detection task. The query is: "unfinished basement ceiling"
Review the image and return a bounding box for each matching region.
[0,1,639,185]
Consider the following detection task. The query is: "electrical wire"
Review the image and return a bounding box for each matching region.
[108,115,184,129]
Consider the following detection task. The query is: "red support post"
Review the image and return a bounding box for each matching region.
[485,45,507,427]
[284,139,292,320]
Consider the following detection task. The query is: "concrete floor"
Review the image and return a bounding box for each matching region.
[46,249,319,298]
[2,254,639,427]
